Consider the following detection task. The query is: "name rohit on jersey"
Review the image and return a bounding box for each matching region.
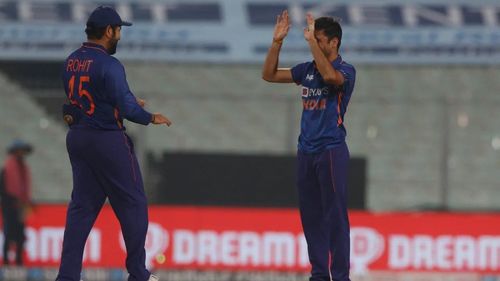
[302,86,329,111]
[66,59,93,72]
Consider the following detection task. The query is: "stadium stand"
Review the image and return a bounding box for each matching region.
[0,72,72,202]
[128,64,500,211]
[126,63,300,154]
[0,63,498,210]
[448,103,500,210]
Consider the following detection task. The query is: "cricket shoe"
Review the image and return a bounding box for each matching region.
[148,274,159,281]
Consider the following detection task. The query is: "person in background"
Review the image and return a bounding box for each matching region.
[1,139,33,266]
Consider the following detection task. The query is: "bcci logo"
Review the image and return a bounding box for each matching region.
[350,227,385,274]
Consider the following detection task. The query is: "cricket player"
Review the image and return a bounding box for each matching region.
[56,6,171,281]
[262,11,356,281]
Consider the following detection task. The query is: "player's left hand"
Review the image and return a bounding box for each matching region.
[136,98,146,108]
[303,13,315,42]
[152,113,172,127]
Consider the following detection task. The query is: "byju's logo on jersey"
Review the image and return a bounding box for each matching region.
[306,74,314,81]
[301,86,329,98]
[301,88,308,97]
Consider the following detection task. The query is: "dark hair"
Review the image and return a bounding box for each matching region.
[85,24,118,40]
[314,17,342,49]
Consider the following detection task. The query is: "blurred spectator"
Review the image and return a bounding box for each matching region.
[0,139,33,266]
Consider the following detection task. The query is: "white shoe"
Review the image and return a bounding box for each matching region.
[148,274,159,281]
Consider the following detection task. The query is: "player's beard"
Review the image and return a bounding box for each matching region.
[108,39,118,55]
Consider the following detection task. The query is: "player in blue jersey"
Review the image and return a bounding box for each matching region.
[56,6,171,281]
[262,11,356,281]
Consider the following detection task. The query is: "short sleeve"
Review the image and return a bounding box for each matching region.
[337,65,356,93]
[338,65,356,92]
[291,62,308,85]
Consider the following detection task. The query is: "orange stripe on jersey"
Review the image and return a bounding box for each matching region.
[114,108,123,129]
[337,92,344,126]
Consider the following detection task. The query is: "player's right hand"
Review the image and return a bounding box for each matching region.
[152,113,172,127]
[303,13,315,42]
[273,10,290,42]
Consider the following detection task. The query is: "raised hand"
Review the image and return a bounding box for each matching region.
[303,13,315,42]
[273,10,291,42]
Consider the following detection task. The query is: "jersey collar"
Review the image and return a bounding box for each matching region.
[82,42,109,54]
[332,55,343,68]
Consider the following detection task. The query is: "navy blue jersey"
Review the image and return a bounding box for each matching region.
[62,42,152,130]
[291,55,356,153]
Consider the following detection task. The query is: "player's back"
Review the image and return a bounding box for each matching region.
[62,42,123,130]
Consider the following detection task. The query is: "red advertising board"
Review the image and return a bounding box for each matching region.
[1,205,499,274]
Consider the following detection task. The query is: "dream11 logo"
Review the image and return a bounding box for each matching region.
[119,222,169,269]
[350,227,385,274]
